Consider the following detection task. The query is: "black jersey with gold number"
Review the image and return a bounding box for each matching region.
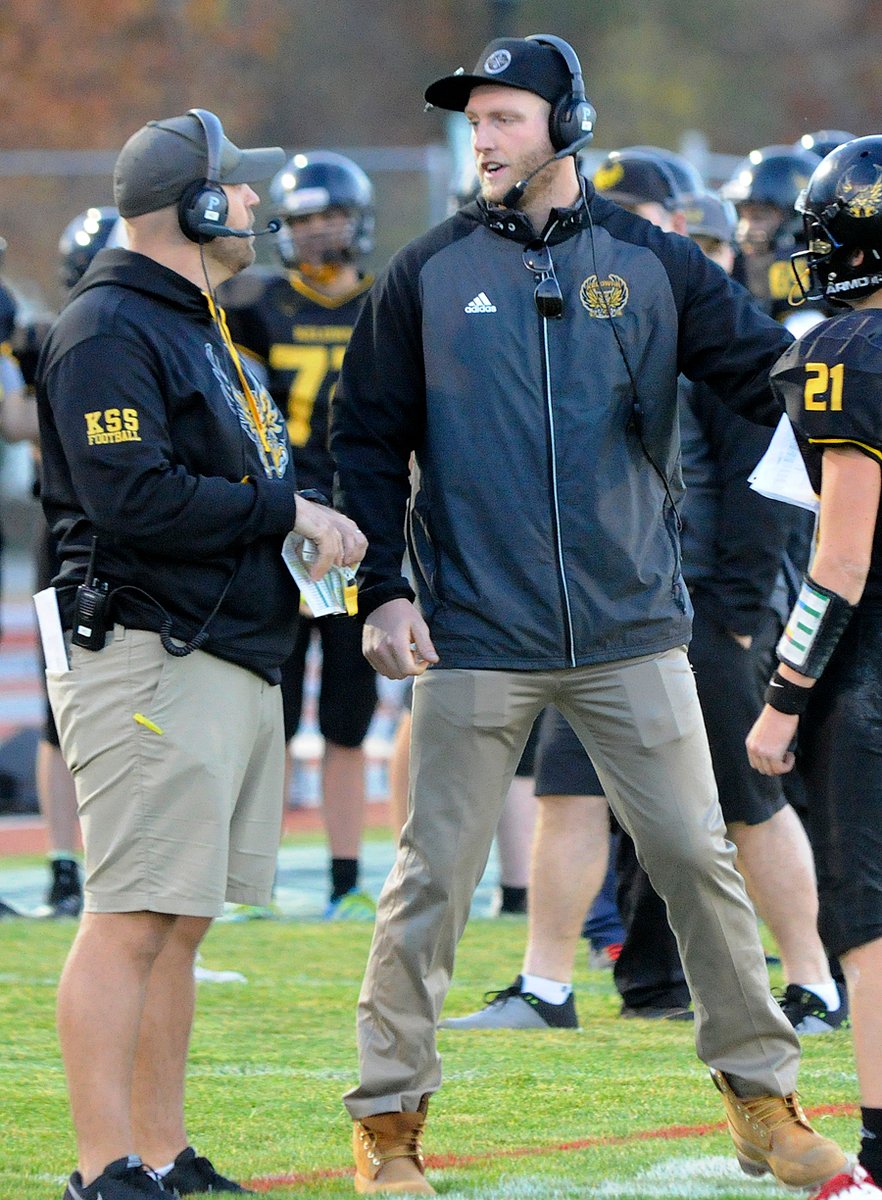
[770,309,882,604]
[220,267,373,495]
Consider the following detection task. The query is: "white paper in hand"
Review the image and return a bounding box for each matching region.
[282,532,359,617]
[748,414,819,513]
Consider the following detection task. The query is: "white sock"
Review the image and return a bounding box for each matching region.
[797,980,841,1011]
[520,973,572,1005]
[154,1162,177,1178]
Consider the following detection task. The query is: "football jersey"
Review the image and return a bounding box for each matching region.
[220,268,373,495]
[770,308,882,604]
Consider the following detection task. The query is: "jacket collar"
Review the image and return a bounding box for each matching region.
[476,178,596,244]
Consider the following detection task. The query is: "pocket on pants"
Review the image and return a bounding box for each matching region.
[620,649,702,749]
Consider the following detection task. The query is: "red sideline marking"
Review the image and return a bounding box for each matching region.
[244,1104,858,1191]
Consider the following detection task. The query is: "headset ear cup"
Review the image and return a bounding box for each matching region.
[178,180,228,243]
[548,95,572,151]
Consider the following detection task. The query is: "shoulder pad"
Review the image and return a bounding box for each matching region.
[770,310,882,456]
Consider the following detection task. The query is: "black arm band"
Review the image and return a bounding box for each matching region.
[297,488,331,507]
[763,669,813,716]
[776,571,855,678]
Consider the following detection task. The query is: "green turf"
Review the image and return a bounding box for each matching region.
[0,851,859,1199]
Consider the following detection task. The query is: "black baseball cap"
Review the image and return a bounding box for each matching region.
[425,37,571,112]
[114,113,285,219]
[684,192,737,243]
[593,151,681,209]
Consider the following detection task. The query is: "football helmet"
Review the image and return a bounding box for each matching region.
[722,145,819,250]
[58,206,120,289]
[792,135,882,305]
[269,151,374,269]
[797,130,857,160]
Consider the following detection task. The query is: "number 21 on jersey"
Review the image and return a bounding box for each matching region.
[804,361,844,411]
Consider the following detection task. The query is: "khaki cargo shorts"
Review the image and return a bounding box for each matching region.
[47,626,284,917]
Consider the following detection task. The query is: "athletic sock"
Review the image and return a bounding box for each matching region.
[859,1106,882,1182]
[795,980,841,1011]
[499,885,527,914]
[520,972,573,1006]
[330,857,359,903]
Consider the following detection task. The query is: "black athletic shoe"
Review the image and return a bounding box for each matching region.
[438,976,580,1029]
[620,1004,694,1021]
[778,983,850,1035]
[40,858,83,919]
[63,1155,169,1199]
[162,1147,251,1194]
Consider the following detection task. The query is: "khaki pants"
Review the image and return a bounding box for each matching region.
[344,648,800,1117]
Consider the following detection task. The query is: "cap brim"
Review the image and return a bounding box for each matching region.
[424,73,531,112]
[221,146,286,185]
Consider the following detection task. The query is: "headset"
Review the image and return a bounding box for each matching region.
[178,108,230,243]
[525,34,596,153]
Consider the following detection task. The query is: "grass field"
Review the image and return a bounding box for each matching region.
[0,837,859,1200]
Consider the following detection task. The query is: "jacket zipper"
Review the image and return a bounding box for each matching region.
[540,231,577,667]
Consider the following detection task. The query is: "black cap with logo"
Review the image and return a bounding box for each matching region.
[425,38,571,112]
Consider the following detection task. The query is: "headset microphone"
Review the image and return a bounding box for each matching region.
[500,131,594,209]
[194,217,281,239]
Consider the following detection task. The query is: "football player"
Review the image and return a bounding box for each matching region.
[747,135,882,1200]
[220,151,379,919]
[722,144,821,329]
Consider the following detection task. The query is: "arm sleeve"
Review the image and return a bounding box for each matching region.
[676,241,792,428]
[42,333,296,560]
[330,251,425,614]
[689,383,793,633]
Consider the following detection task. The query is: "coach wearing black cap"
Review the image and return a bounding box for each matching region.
[37,111,365,1200]
[332,37,845,1195]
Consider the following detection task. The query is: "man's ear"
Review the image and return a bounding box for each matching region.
[849,247,865,267]
[671,211,688,236]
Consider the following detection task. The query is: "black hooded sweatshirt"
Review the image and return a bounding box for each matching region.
[36,248,300,683]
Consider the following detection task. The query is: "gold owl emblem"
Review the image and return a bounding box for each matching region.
[840,164,882,217]
[579,273,630,318]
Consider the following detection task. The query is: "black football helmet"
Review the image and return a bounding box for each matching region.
[269,151,374,269]
[722,145,819,250]
[797,130,857,160]
[58,206,120,289]
[792,136,882,306]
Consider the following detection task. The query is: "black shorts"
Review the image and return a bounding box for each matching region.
[798,607,882,957]
[534,706,603,796]
[281,614,377,746]
[688,598,788,826]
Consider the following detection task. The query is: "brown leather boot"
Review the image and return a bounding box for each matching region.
[711,1068,847,1189]
[352,1096,435,1195]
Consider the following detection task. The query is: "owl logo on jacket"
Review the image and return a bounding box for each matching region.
[205,343,289,478]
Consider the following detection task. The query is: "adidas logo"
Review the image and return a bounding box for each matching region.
[464,291,497,313]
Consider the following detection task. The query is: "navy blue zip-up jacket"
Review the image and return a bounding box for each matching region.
[331,187,792,670]
[36,249,300,683]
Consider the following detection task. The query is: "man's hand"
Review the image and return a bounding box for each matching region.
[746,706,799,775]
[363,597,439,679]
[293,495,367,582]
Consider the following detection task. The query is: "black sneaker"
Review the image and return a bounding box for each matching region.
[778,983,850,1035]
[40,858,83,919]
[438,976,579,1030]
[162,1147,251,1194]
[63,1155,169,1199]
[620,1004,694,1021]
